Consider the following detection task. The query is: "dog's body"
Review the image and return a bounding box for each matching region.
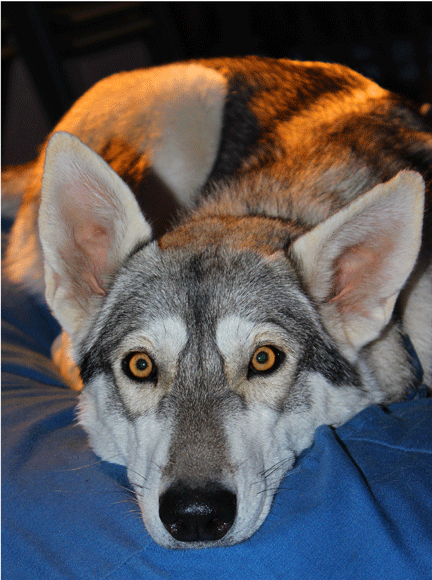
[3,57,432,549]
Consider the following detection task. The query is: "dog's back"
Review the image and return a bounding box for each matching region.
[4,56,431,266]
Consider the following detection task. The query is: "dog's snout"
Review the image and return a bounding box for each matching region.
[159,482,236,543]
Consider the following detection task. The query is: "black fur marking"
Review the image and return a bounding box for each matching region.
[265,303,362,390]
[79,347,108,384]
[204,74,261,185]
[299,336,361,388]
[202,56,365,188]
[127,239,153,261]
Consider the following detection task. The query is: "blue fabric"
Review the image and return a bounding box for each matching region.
[2,257,432,579]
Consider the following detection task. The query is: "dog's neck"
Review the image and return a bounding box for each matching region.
[158,214,307,255]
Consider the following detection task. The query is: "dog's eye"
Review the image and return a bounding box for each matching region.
[249,346,284,376]
[122,352,157,381]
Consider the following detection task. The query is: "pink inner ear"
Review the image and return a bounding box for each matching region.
[75,222,110,262]
[73,222,111,296]
[86,274,107,297]
[330,243,386,313]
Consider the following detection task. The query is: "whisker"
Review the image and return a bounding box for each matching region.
[260,457,292,479]
[125,508,143,521]
[124,465,148,482]
[255,485,282,495]
[57,455,124,472]
[53,487,132,496]
[113,498,137,506]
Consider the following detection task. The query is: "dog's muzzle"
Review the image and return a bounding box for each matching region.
[159,481,237,543]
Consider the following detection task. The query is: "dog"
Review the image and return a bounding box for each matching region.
[3,56,432,549]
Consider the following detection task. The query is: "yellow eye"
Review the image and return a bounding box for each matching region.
[249,346,284,376]
[123,352,155,381]
[251,346,277,372]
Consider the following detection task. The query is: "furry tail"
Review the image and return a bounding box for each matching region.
[2,158,46,296]
[1,161,37,219]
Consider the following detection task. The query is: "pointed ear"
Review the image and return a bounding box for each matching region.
[39,132,152,338]
[291,171,425,351]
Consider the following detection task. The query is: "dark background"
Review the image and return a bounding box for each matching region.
[2,1,432,166]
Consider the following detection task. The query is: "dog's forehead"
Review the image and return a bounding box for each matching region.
[117,243,302,322]
[88,243,308,356]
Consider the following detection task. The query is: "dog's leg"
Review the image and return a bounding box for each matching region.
[51,331,83,390]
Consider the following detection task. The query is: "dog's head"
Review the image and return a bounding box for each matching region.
[38,132,424,548]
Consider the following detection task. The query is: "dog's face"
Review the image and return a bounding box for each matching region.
[38,133,424,548]
[77,243,370,547]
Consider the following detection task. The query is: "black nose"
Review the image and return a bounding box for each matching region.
[159,482,237,543]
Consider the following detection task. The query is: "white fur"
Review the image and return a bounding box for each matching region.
[54,63,227,207]
[78,374,131,464]
[130,413,175,547]
[79,375,176,546]
[223,403,295,544]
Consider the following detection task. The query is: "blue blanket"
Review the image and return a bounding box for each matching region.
[2,228,432,579]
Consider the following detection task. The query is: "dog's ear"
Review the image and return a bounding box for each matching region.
[291,171,425,351]
[39,131,152,338]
